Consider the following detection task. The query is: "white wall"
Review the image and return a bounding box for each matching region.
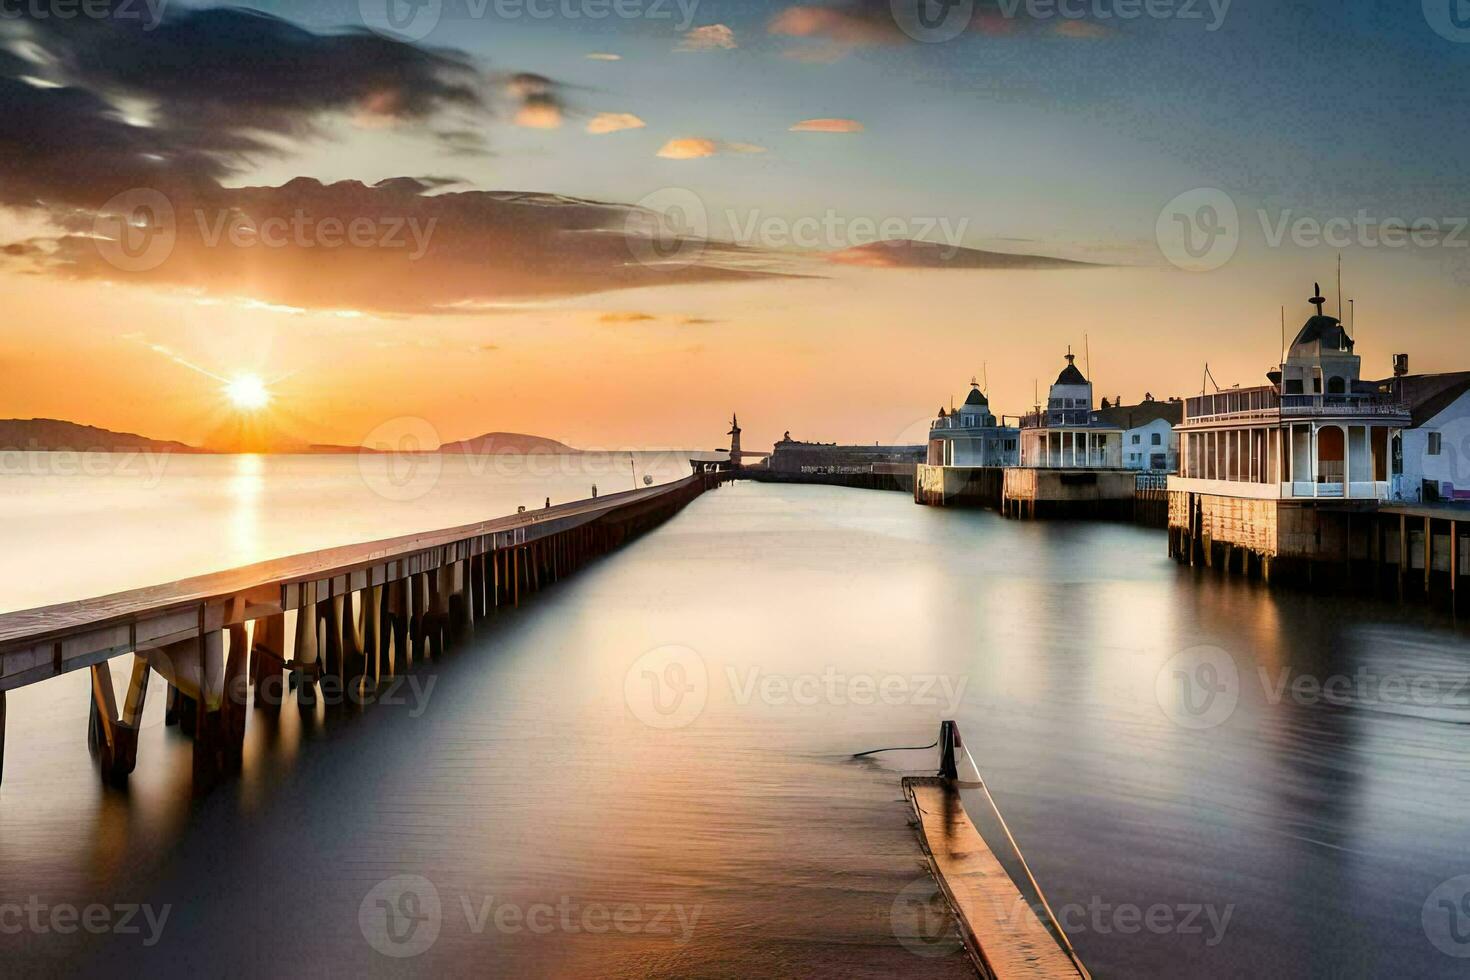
[1122,418,1177,471]
[1399,388,1470,502]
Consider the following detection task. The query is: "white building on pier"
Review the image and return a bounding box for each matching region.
[1019,350,1123,468]
[927,381,1019,467]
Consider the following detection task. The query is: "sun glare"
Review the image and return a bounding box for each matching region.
[224,375,271,411]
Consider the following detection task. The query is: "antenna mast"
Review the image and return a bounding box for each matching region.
[1337,253,1343,320]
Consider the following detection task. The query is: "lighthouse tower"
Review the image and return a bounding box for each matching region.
[728,413,742,466]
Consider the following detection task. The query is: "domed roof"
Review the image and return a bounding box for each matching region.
[1291,284,1354,354]
[1055,352,1087,386]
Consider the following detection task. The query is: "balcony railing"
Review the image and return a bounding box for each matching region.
[1185,387,1409,424]
[1278,394,1409,417]
[1019,409,1095,429]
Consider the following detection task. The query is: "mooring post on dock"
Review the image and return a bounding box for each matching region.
[939,719,959,780]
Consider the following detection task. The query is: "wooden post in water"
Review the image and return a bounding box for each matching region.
[386,578,409,675]
[1452,520,1460,615]
[1399,514,1408,595]
[1425,516,1433,594]
[0,689,6,788]
[252,613,286,711]
[294,589,320,707]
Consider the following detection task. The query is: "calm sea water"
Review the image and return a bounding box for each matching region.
[3,462,1470,978]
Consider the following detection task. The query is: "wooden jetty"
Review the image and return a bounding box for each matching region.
[900,721,1088,979]
[905,777,1087,980]
[0,474,716,789]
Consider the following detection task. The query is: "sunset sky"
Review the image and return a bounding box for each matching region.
[2,1,1468,452]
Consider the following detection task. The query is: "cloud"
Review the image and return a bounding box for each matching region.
[790,118,864,133]
[505,72,565,129]
[826,240,1105,270]
[656,138,765,159]
[0,8,568,209]
[678,316,719,325]
[599,312,658,323]
[657,138,719,160]
[7,178,792,316]
[587,112,646,135]
[585,53,622,61]
[677,24,737,51]
[768,1,1108,51]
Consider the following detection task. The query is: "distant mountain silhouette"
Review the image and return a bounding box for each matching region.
[436,432,579,454]
[1,419,581,455]
[0,418,203,453]
[827,239,1101,270]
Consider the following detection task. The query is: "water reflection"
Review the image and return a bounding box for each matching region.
[1,483,1468,978]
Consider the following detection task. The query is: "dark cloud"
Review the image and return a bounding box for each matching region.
[0,7,502,211]
[11,178,786,315]
[0,7,784,313]
[769,0,1112,47]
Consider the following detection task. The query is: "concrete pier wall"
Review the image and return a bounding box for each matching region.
[914,465,1004,507]
[1001,468,1135,520]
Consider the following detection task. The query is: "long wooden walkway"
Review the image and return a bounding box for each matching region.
[905,777,1086,980]
[0,474,714,787]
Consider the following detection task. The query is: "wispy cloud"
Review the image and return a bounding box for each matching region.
[657,138,765,159]
[587,112,646,135]
[657,138,718,159]
[790,118,864,133]
[677,24,737,51]
[585,52,622,61]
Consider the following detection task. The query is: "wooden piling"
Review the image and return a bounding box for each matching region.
[252,613,286,711]
[0,690,6,788]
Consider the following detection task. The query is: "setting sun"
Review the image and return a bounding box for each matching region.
[224,375,270,411]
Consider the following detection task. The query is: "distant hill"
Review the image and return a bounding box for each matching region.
[827,239,1102,270]
[436,431,579,454]
[0,418,203,454]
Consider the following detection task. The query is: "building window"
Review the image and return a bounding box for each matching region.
[1429,432,1442,456]
[1131,434,1140,444]
[1151,432,1162,445]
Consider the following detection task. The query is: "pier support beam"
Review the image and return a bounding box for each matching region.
[252,613,287,711]
[0,690,6,788]
[293,597,320,708]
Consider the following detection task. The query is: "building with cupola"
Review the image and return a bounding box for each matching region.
[1171,284,1408,503]
[1018,349,1123,468]
[927,380,1019,467]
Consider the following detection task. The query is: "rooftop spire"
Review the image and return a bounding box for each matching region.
[1309,282,1326,315]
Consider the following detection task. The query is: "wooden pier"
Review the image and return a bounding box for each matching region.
[0,474,716,789]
